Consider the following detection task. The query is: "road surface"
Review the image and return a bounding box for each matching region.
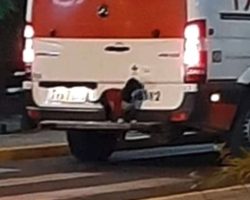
[0,149,219,200]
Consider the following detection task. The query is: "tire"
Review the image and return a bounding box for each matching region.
[21,111,37,131]
[229,99,250,157]
[20,92,37,131]
[67,130,117,162]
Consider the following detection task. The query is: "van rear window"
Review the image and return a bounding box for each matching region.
[32,0,186,38]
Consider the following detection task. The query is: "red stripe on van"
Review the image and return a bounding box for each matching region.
[32,0,187,38]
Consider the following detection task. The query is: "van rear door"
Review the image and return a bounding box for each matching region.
[29,0,194,110]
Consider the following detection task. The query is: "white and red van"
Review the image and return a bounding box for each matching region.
[23,0,250,160]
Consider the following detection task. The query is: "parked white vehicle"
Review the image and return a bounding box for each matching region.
[23,0,250,161]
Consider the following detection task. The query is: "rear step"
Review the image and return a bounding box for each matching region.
[112,143,223,161]
[40,120,161,132]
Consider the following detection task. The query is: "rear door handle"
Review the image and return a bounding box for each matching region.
[105,44,130,53]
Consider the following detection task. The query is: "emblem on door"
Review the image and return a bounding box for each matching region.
[98,4,109,18]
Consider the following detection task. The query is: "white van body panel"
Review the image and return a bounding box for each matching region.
[26,0,250,115]
[237,67,250,84]
[33,39,185,83]
[32,38,197,110]
[26,0,199,112]
[188,0,250,81]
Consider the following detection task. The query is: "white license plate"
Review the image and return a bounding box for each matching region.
[47,86,95,103]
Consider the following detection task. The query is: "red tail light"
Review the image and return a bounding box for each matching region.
[23,24,35,74]
[184,20,207,83]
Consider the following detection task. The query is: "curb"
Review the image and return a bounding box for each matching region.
[143,184,250,200]
[0,143,69,162]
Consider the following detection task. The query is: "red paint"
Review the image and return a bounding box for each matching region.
[105,89,123,119]
[207,103,237,130]
[32,0,187,38]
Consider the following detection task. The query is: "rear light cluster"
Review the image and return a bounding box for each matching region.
[184,20,207,83]
[23,24,35,71]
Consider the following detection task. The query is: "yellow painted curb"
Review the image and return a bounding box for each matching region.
[0,143,70,162]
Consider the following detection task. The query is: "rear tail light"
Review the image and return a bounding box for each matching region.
[23,24,35,73]
[170,112,188,122]
[184,20,207,83]
[28,110,41,120]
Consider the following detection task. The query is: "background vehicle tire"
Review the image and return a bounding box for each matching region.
[67,130,117,162]
[229,98,250,157]
[20,110,37,131]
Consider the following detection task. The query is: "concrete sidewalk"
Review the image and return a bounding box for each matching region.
[0,130,66,148]
[0,130,69,162]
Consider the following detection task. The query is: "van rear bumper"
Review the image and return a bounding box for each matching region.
[40,120,161,132]
[26,81,243,132]
[26,91,196,130]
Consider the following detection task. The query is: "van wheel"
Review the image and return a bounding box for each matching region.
[66,130,117,162]
[229,101,250,157]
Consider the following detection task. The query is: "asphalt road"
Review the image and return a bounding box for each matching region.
[0,150,220,200]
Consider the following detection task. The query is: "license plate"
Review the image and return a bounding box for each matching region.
[47,86,95,103]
